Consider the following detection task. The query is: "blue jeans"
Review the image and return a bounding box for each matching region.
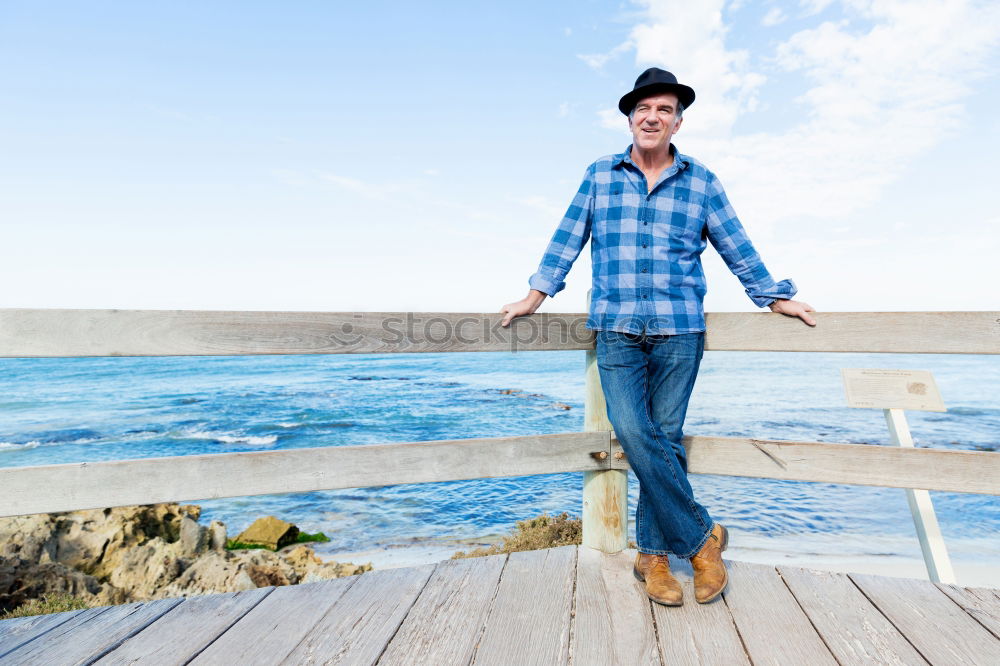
[595,329,716,559]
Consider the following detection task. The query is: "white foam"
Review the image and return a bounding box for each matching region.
[215,434,278,446]
[0,440,42,450]
[182,430,278,446]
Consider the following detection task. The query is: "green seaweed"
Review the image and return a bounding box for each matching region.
[224,531,330,551]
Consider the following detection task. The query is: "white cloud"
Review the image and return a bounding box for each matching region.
[578,41,634,70]
[602,0,1000,234]
[762,7,787,26]
[558,102,571,118]
[598,107,629,133]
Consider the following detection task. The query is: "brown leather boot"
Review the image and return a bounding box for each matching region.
[633,552,683,606]
[690,523,729,603]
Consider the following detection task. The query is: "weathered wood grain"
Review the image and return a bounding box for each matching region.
[5,551,1000,665]
[651,555,749,665]
[377,554,508,666]
[95,587,273,665]
[280,564,436,665]
[1,598,182,665]
[0,432,610,517]
[581,308,628,554]
[677,435,1000,495]
[570,547,659,666]
[5,432,995,520]
[851,572,1000,663]
[0,608,93,660]
[704,310,1000,354]
[778,565,927,664]
[189,576,359,664]
[472,545,576,666]
[935,582,1000,640]
[1,309,996,358]
[0,309,592,357]
[723,559,837,665]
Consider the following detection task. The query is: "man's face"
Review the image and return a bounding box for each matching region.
[628,92,683,153]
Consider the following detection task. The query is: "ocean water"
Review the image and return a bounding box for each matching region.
[1,350,998,583]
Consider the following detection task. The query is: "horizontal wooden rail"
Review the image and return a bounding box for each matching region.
[0,309,997,357]
[1,433,995,518]
[0,432,612,517]
[677,436,999,495]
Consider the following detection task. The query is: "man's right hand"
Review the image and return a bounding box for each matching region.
[500,290,548,327]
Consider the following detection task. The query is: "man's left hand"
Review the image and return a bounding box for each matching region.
[768,299,817,326]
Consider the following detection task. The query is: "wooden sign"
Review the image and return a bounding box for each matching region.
[840,368,946,412]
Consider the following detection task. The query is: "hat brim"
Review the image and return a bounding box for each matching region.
[618,83,696,115]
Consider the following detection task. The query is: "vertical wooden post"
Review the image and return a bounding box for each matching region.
[884,408,956,584]
[581,289,629,553]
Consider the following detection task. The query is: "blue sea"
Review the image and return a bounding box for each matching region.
[1,350,998,584]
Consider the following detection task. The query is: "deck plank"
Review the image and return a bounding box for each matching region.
[851,572,1000,664]
[570,547,659,666]
[377,554,508,666]
[935,582,1000,641]
[1,598,182,665]
[4,549,999,665]
[189,575,360,665]
[279,564,436,665]
[472,544,576,666]
[0,608,95,660]
[95,587,274,665]
[650,555,749,665]
[778,565,927,664]
[723,559,836,665]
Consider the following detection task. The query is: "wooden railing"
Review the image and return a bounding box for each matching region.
[1,308,997,578]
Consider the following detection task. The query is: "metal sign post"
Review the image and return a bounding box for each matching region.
[841,368,956,584]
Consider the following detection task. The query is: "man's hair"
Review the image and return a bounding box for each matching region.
[629,99,684,121]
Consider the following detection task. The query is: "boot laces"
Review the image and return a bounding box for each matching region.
[650,554,671,570]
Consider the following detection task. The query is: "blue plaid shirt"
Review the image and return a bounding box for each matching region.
[528,144,797,334]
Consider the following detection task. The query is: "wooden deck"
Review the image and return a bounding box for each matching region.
[2,545,999,665]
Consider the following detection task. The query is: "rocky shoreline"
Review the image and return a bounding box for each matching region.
[0,503,372,615]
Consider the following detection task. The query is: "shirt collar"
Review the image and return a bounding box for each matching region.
[613,143,690,172]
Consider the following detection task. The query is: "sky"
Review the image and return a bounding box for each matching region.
[1,0,998,315]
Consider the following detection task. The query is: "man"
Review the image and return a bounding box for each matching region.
[500,68,816,605]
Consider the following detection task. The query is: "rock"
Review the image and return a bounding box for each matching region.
[235,516,299,550]
[0,504,199,579]
[208,521,227,551]
[105,538,185,599]
[160,551,258,597]
[282,545,323,578]
[0,556,123,614]
[301,560,373,583]
[552,402,572,410]
[0,514,57,563]
[0,504,369,613]
[179,514,210,557]
[246,565,291,588]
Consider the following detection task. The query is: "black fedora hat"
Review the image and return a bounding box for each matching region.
[618,67,695,115]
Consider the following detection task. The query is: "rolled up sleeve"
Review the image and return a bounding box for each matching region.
[528,164,596,297]
[704,172,797,307]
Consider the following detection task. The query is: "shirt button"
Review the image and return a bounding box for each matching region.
[641,268,648,273]
[642,244,648,248]
[642,294,648,299]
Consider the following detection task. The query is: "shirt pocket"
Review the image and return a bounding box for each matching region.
[655,193,704,247]
[593,181,626,243]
